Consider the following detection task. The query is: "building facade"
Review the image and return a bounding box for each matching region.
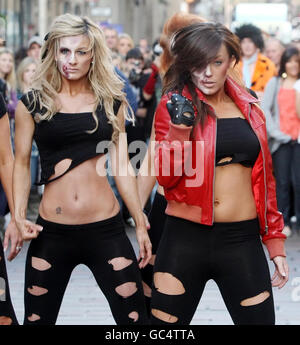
[0,0,184,53]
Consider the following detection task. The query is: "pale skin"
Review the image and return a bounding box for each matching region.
[176,43,288,289]
[13,34,151,268]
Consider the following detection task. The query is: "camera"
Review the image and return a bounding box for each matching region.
[153,42,163,57]
[128,61,142,84]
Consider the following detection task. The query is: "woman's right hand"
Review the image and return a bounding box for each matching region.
[15,218,43,241]
[166,93,195,127]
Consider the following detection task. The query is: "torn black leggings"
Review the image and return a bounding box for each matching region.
[0,240,18,325]
[140,192,167,314]
[23,212,148,325]
[150,216,275,325]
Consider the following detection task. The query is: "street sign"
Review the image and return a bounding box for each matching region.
[91,7,112,17]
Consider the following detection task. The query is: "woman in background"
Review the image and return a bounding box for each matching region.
[261,46,300,237]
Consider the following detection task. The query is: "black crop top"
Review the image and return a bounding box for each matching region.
[21,91,121,185]
[216,117,260,167]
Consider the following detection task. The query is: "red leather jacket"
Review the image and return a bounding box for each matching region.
[155,77,286,259]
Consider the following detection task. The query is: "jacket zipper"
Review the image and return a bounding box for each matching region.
[248,104,269,235]
[210,108,217,225]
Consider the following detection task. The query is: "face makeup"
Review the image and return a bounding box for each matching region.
[191,44,233,96]
[56,35,92,80]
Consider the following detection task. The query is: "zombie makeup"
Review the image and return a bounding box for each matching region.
[191,44,233,95]
[56,35,92,80]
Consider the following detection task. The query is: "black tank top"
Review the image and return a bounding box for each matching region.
[216,117,260,167]
[21,91,121,185]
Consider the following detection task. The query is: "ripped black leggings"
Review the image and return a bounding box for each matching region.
[23,213,148,325]
[150,216,275,325]
[140,192,167,314]
[0,240,18,325]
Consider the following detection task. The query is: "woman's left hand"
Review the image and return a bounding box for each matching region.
[3,219,23,261]
[271,256,289,289]
[136,225,152,269]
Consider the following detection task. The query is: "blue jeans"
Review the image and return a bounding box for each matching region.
[272,142,300,228]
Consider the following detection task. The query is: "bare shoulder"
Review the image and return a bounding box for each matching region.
[15,100,34,119]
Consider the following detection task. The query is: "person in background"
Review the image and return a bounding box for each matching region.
[264,37,285,73]
[16,57,37,99]
[117,33,134,60]
[138,38,153,64]
[138,38,149,55]
[261,46,300,237]
[16,57,40,204]
[143,40,163,105]
[103,26,119,53]
[27,36,42,62]
[235,24,277,100]
[0,48,18,120]
[111,51,123,71]
[122,47,154,226]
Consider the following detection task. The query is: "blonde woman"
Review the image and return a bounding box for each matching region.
[13,14,151,325]
[117,33,134,59]
[16,57,39,189]
[16,57,37,97]
[0,48,18,119]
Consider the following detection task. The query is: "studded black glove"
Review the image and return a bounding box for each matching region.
[166,94,195,127]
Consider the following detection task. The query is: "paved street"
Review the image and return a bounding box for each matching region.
[4,216,300,325]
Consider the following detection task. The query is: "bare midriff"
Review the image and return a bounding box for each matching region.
[39,155,120,224]
[213,162,257,222]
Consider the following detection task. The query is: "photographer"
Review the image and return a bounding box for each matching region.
[125,47,154,145]
[123,48,154,225]
[143,40,163,104]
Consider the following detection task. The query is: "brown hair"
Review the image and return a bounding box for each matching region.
[159,12,206,75]
[163,22,241,128]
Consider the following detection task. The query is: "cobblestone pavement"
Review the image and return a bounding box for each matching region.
[3,221,299,325]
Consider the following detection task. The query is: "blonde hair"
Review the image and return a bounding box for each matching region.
[0,47,16,90]
[118,33,134,50]
[28,13,133,142]
[16,56,37,93]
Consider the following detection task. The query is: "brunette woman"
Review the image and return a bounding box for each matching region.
[151,22,288,325]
